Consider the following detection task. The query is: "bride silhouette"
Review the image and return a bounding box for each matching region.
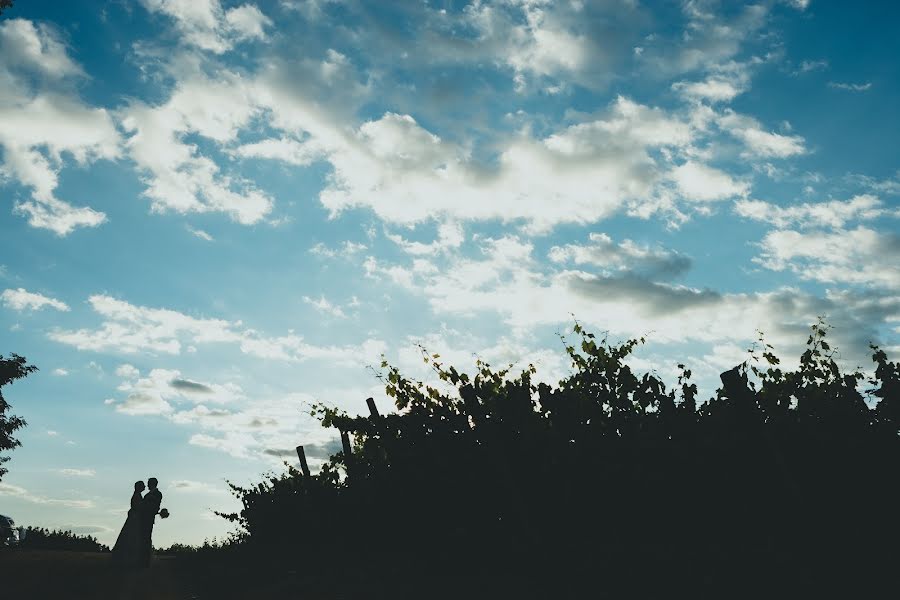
[111,481,144,567]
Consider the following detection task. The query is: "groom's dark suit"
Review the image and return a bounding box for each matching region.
[139,488,162,566]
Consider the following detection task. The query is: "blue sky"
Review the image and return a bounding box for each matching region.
[1,0,898,547]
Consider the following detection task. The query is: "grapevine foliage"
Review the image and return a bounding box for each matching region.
[218,319,899,595]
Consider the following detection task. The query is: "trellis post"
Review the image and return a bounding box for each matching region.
[366,397,379,417]
[295,445,311,478]
[340,429,353,477]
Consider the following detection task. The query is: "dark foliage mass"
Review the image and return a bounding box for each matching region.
[184,320,898,598]
[158,539,229,556]
[0,354,36,480]
[20,527,109,553]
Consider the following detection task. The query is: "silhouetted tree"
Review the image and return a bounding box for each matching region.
[0,354,36,481]
[0,1,13,17]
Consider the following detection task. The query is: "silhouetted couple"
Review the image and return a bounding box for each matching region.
[111,477,165,568]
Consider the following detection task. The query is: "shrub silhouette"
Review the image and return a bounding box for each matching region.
[209,319,898,597]
[20,527,109,552]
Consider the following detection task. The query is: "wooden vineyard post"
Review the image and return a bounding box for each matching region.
[340,428,353,477]
[365,397,391,464]
[296,445,311,478]
[366,397,379,417]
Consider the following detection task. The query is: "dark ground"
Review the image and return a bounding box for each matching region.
[0,550,188,599]
[0,545,894,599]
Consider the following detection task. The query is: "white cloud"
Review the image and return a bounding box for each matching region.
[140,0,270,53]
[671,60,757,103]
[224,4,272,41]
[120,72,273,225]
[1,287,69,311]
[0,19,120,235]
[141,0,224,51]
[0,19,81,78]
[115,363,140,379]
[385,221,464,256]
[673,76,745,102]
[52,368,69,376]
[232,136,324,166]
[735,195,887,228]
[754,226,900,290]
[312,98,707,231]
[719,111,806,158]
[470,1,590,90]
[670,161,749,202]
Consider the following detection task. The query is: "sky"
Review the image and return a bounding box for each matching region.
[0,0,898,547]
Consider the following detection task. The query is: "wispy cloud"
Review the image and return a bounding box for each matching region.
[139,0,271,54]
[0,482,94,509]
[1,288,69,312]
[48,294,385,365]
[792,59,828,75]
[309,241,367,259]
[828,81,872,92]
[57,468,96,477]
[302,295,347,318]
[735,195,887,228]
[169,479,228,494]
[106,366,243,416]
[186,226,214,241]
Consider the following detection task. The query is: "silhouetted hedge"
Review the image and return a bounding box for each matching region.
[20,527,109,553]
[205,319,898,597]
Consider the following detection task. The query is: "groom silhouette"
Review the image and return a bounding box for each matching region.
[139,477,162,567]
